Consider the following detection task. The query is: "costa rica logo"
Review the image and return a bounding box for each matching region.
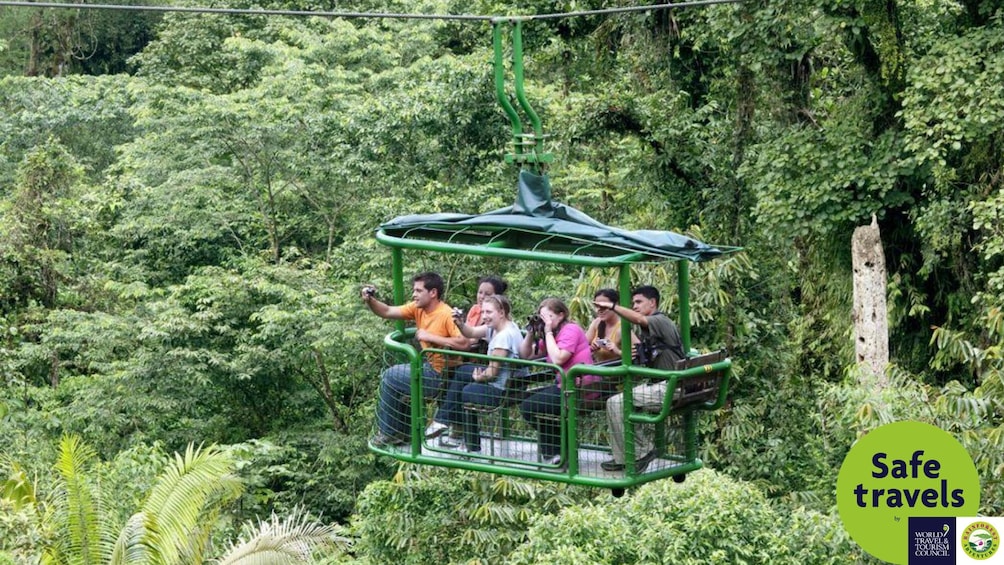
[961,520,999,560]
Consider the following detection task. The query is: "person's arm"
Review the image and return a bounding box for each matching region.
[543,325,572,366]
[519,329,537,359]
[415,329,470,350]
[544,334,572,365]
[454,317,489,339]
[473,347,509,382]
[602,336,622,358]
[591,298,647,327]
[585,318,600,351]
[607,324,641,358]
[361,287,405,320]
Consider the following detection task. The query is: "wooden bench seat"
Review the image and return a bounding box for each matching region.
[670,349,728,409]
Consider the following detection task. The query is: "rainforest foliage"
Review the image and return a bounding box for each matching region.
[1,0,1003,562]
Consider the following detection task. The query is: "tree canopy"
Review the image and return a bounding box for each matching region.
[2,0,1004,561]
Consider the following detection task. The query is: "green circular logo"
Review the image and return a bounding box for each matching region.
[836,420,980,564]
[962,520,999,560]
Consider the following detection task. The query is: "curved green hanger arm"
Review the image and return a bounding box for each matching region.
[493,18,553,172]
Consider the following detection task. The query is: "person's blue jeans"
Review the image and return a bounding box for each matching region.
[433,363,477,427]
[377,362,443,437]
[461,382,506,451]
[519,384,563,458]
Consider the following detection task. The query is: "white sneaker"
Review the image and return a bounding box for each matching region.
[424,421,448,439]
[438,434,464,449]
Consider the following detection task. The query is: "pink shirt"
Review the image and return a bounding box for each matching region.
[538,323,599,394]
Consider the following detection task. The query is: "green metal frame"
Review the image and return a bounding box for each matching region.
[370,235,732,490]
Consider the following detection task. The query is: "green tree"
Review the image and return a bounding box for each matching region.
[0,139,85,316]
[508,469,866,564]
[0,2,159,76]
[0,75,136,186]
[353,465,595,564]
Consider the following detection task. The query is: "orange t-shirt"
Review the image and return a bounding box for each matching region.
[466,304,483,327]
[398,301,463,373]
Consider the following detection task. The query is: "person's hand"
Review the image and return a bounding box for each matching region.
[361,285,377,302]
[452,307,464,324]
[592,298,614,311]
[472,367,486,382]
[541,311,556,333]
[415,329,433,343]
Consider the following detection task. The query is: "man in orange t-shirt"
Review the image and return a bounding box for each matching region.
[362,271,468,447]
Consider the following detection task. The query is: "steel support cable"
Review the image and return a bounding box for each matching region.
[0,0,742,21]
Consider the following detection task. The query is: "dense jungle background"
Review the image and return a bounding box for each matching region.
[1,0,1003,562]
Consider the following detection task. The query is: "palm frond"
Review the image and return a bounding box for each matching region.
[214,508,349,565]
[109,512,152,565]
[139,443,243,565]
[49,435,110,565]
[178,500,229,565]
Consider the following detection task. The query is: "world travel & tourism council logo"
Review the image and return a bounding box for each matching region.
[908,518,953,563]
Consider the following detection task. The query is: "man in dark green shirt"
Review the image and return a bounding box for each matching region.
[592,285,684,472]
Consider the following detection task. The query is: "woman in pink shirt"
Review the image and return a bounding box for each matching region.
[518,297,596,466]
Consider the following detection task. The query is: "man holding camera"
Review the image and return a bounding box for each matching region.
[591,285,685,472]
[362,272,469,447]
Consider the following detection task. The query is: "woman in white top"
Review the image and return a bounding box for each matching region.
[450,294,523,452]
[425,276,508,440]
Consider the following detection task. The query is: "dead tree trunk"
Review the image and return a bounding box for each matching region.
[852,215,889,387]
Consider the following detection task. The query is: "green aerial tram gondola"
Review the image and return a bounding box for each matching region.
[367,18,739,495]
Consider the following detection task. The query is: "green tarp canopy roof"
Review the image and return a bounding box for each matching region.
[378,170,737,264]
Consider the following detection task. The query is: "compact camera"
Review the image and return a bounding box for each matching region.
[363,286,377,298]
[596,338,611,347]
[452,307,464,319]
